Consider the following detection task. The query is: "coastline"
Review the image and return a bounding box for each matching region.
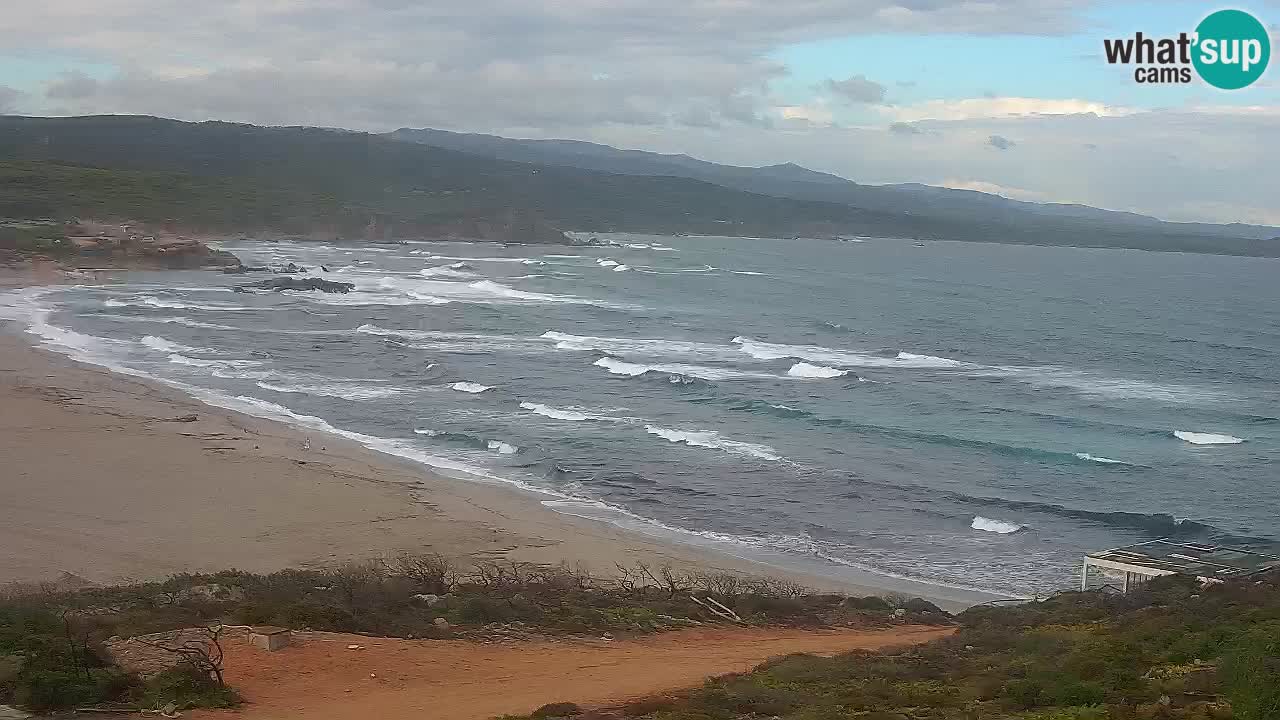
[0,270,1006,610]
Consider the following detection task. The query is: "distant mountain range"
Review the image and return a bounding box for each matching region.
[0,115,1275,255]
[389,127,1279,241]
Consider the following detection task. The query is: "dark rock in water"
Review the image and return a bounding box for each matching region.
[222,264,268,274]
[321,265,330,273]
[272,262,307,274]
[239,276,355,293]
[232,286,255,294]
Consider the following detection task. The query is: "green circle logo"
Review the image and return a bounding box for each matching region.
[1192,9,1270,89]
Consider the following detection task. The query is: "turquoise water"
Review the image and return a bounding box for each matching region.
[12,234,1279,599]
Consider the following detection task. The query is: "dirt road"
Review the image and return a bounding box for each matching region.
[199,625,952,720]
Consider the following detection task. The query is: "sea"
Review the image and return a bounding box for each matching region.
[3,234,1277,602]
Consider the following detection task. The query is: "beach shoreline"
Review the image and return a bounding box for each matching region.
[0,269,1005,610]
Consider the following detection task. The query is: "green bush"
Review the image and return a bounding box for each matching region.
[135,668,239,711]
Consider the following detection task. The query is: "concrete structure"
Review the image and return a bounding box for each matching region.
[248,625,292,651]
[1082,539,1280,593]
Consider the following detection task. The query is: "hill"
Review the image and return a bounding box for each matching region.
[0,115,1275,255]
[390,126,1280,247]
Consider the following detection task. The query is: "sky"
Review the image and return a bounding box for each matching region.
[1,0,1277,224]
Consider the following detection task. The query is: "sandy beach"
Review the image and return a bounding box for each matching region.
[0,270,999,609]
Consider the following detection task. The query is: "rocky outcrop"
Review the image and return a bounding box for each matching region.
[238,276,355,293]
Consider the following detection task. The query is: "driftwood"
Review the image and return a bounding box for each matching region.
[691,595,744,624]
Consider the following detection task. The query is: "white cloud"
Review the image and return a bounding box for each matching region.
[777,103,834,125]
[880,97,1137,122]
[940,179,1050,202]
[7,0,1094,132]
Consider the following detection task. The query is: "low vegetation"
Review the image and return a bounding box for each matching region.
[0,556,943,713]
[502,575,1280,720]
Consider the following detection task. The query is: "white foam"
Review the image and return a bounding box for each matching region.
[486,440,519,454]
[1074,452,1128,465]
[418,265,478,279]
[168,354,261,370]
[644,424,783,461]
[104,295,254,312]
[140,335,197,353]
[98,315,241,331]
[596,259,620,267]
[257,380,407,401]
[450,382,491,393]
[787,362,847,378]
[1174,431,1244,445]
[519,402,591,421]
[971,516,1025,534]
[592,356,775,381]
[542,331,743,361]
[731,337,975,369]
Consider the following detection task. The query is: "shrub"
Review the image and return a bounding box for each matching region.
[530,701,582,718]
[135,667,240,710]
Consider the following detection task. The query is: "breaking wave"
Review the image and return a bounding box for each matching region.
[787,362,847,378]
[1074,452,1130,465]
[519,402,592,421]
[257,380,409,401]
[1174,430,1245,445]
[592,356,777,381]
[140,335,199,353]
[104,295,255,312]
[450,381,492,393]
[643,424,782,461]
[972,516,1026,534]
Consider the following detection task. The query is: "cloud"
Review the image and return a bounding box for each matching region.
[777,103,834,126]
[0,86,22,114]
[987,134,1015,150]
[888,121,923,135]
[941,179,1046,201]
[5,0,1097,132]
[824,74,886,103]
[46,71,99,100]
[881,97,1136,122]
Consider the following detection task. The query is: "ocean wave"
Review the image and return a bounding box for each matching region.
[310,274,612,307]
[419,265,478,279]
[786,362,847,378]
[140,335,200,353]
[450,381,492,393]
[613,265,629,272]
[412,428,517,454]
[731,337,975,369]
[592,356,776,381]
[103,295,255,312]
[97,314,241,331]
[1074,452,1130,465]
[986,367,1227,404]
[487,440,519,454]
[1174,430,1245,445]
[519,402,592,421]
[541,330,741,360]
[597,259,620,267]
[971,516,1026,534]
[257,380,408,401]
[644,424,782,461]
[167,354,261,370]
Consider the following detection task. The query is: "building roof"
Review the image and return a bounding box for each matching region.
[1088,539,1280,579]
